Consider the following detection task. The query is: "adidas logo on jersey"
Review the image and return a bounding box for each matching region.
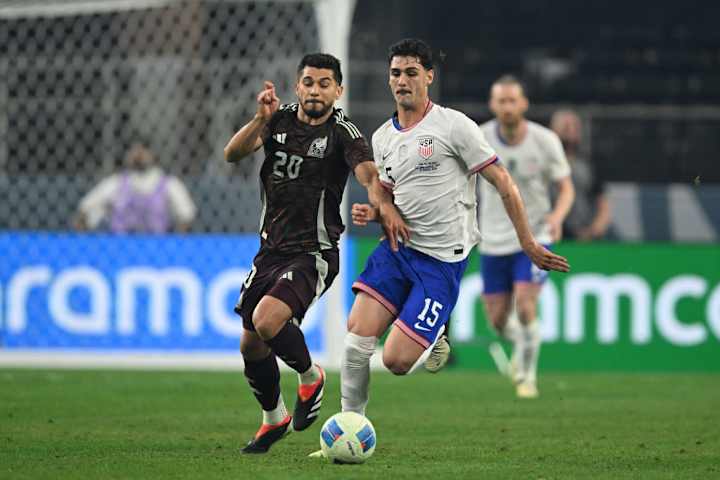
[273,133,287,144]
[307,137,328,158]
[280,271,293,281]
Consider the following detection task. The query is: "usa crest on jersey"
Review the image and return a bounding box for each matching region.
[418,136,434,159]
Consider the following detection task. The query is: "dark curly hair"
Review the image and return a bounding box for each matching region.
[297,53,343,85]
[387,38,434,70]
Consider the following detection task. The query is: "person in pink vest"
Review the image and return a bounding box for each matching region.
[74,141,196,233]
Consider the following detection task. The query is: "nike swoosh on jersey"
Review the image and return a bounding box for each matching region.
[414,322,431,332]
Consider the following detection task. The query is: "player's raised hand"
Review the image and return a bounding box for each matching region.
[256,81,279,121]
[351,203,377,226]
[378,203,410,252]
[524,241,570,272]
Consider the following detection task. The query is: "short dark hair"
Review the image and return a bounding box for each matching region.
[297,53,343,85]
[492,74,527,96]
[387,38,434,70]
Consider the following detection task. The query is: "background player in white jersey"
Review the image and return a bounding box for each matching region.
[478,75,575,398]
[337,39,570,422]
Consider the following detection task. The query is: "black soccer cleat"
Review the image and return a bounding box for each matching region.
[292,365,325,431]
[240,415,292,454]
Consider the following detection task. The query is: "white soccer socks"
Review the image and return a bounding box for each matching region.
[494,311,541,395]
[263,395,289,425]
[497,314,522,381]
[510,318,540,386]
[499,314,522,344]
[340,332,377,415]
[299,364,321,385]
[520,320,541,384]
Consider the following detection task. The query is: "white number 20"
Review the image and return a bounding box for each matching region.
[273,151,304,179]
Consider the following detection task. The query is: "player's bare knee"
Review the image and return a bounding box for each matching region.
[252,314,279,341]
[516,301,536,325]
[346,315,361,335]
[347,314,386,338]
[485,302,511,334]
[385,360,411,376]
[517,309,533,325]
[253,322,275,341]
[382,352,411,375]
[253,297,294,340]
[490,312,509,334]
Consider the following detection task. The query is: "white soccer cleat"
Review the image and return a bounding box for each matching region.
[424,335,451,373]
[516,381,539,399]
[308,449,326,458]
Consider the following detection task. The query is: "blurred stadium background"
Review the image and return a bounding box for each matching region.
[0,0,717,370]
[1,1,719,477]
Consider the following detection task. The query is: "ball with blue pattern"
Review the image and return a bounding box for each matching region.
[319,411,376,464]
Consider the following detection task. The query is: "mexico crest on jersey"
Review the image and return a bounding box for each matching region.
[417,136,434,159]
[307,136,328,158]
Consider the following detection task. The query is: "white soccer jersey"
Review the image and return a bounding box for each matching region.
[372,103,497,262]
[478,119,570,255]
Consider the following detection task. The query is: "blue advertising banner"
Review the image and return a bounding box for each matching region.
[0,232,328,355]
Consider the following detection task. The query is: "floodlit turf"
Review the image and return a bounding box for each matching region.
[1,369,719,479]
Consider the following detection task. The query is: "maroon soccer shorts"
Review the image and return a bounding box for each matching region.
[234,248,339,330]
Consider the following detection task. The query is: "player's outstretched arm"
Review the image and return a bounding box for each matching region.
[480,162,570,272]
[224,81,279,163]
[354,161,409,252]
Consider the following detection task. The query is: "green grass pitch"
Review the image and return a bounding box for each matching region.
[1,369,719,479]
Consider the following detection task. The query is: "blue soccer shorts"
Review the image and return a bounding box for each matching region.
[352,240,468,348]
[480,245,551,295]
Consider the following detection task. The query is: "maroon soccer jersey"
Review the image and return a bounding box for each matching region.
[258,103,371,253]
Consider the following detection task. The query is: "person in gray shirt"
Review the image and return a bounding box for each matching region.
[551,109,611,241]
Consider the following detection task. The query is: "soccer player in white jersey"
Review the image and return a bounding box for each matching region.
[332,39,569,426]
[477,75,575,398]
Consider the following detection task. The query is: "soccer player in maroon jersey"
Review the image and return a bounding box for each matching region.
[224,53,408,454]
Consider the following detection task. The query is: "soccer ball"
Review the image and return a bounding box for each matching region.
[319,411,376,464]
